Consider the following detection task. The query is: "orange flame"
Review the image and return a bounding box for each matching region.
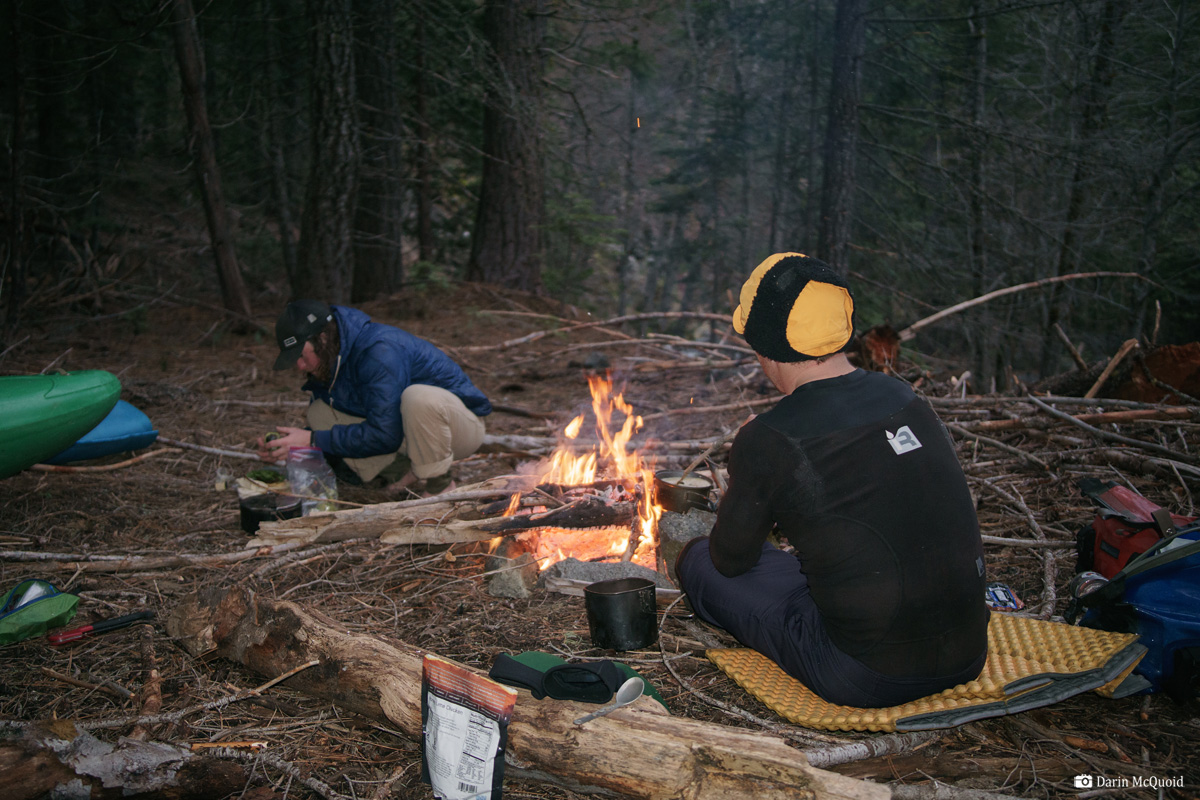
[587,373,643,480]
[541,448,597,486]
[514,372,662,571]
[502,493,522,517]
[538,373,644,486]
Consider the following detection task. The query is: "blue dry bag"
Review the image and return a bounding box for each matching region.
[1079,521,1200,702]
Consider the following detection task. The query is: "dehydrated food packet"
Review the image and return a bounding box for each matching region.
[422,655,516,800]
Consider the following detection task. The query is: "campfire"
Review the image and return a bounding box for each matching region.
[496,372,662,571]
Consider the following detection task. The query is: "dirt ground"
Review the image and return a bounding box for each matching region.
[2,281,1198,800]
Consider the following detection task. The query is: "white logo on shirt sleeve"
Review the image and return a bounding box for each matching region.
[886,426,923,455]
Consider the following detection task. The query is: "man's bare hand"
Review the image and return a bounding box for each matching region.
[255,427,312,462]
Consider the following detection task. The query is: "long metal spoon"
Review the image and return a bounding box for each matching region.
[573,677,645,725]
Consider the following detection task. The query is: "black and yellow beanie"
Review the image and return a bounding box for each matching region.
[732,253,855,362]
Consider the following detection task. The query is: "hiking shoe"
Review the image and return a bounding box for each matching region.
[422,472,455,495]
[376,453,412,485]
[326,454,363,487]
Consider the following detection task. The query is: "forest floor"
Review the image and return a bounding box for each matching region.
[1,279,1199,800]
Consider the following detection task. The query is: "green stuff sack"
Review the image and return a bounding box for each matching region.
[0,579,79,645]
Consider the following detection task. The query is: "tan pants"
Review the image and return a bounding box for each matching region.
[307,385,486,483]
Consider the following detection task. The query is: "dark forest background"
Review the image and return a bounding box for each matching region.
[1,0,1197,391]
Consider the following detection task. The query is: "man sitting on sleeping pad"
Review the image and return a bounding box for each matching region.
[676,253,989,708]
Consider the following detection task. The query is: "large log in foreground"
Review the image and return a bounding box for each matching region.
[0,725,249,800]
[167,587,885,800]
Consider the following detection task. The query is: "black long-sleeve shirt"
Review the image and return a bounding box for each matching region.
[710,369,989,679]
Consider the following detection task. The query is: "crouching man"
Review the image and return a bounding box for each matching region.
[258,300,491,497]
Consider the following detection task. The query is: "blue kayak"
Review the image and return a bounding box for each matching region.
[46,400,158,465]
[0,371,121,479]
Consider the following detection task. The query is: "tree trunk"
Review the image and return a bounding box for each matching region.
[1131,1,1188,339]
[816,0,867,277]
[352,0,403,302]
[166,586,886,800]
[296,0,359,302]
[1038,0,1123,378]
[729,19,751,307]
[259,0,300,288]
[803,0,822,247]
[768,8,802,253]
[414,12,435,265]
[168,0,254,323]
[466,0,546,293]
[619,52,640,316]
[966,4,999,393]
[5,0,27,334]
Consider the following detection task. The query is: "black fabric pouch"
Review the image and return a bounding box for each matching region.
[489,653,623,704]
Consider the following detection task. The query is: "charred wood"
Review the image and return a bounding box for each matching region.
[477,496,637,533]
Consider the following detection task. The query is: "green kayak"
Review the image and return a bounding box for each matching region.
[0,370,121,479]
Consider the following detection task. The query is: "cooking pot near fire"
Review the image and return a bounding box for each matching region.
[239,493,302,534]
[653,470,714,514]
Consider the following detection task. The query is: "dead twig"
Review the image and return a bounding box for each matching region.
[1085,338,1139,399]
[1027,395,1200,465]
[946,423,1051,472]
[898,272,1150,342]
[1054,323,1088,370]
[641,395,776,423]
[0,542,309,571]
[204,747,353,800]
[679,414,753,482]
[462,310,731,352]
[128,625,161,741]
[889,780,1024,800]
[803,730,942,769]
[82,660,320,734]
[157,436,266,462]
[40,666,133,701]
[31,447,182,472]
[973,477,1056,617]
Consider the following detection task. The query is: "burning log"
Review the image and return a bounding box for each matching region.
[478,495,637,533]
[251,493,640,549]
[166,586,884,800]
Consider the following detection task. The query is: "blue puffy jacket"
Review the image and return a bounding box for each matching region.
[306,306,491,458]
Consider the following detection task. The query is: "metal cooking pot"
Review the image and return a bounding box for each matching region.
[653,470,714,514]
[239,493,302,534]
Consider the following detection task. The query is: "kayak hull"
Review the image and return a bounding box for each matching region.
[46,400,158,465]
[0,371,122,479]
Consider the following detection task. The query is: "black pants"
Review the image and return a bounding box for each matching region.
[677,538,985,708]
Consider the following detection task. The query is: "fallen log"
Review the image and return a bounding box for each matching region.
[166,586,886,800]
[253,480,642,546]
[0,725,250,800]
[0,541,309,573]
[250,478,517,546]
